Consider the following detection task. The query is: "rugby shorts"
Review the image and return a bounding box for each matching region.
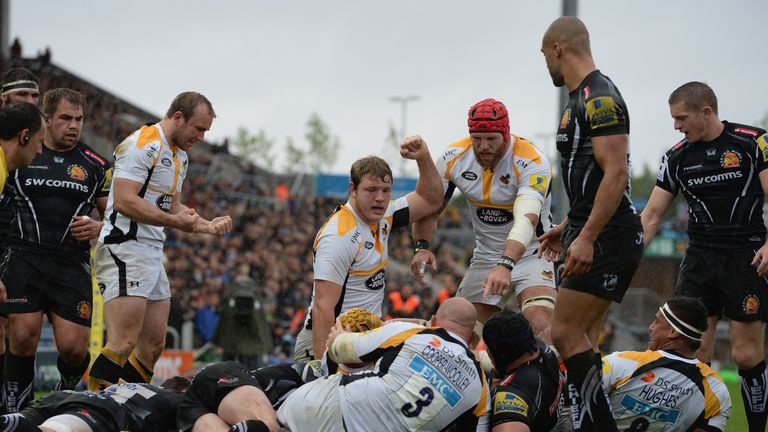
[0,248,93,326]
[676,246,768,322]
[177,361,263,431]
[559,224,643,303]
[94,241,169,303]
[457,253,556,306]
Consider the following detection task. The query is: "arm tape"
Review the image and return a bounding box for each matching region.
[507,194,542,247]
[327,333,363,364]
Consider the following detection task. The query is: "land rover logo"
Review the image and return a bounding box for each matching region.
[461,171,478,181]
[161,158,173,167]
[365,269,386,291]
[156,194,173,213]
[476,207,512,225]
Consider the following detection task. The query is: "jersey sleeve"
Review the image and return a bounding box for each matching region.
[490,384,536,428]
[386,196,410,230]
[702,375,731,432]
[313,224,358,286]
[516,150,552,203]
[435,146,457,195]
[352,321,423,363]
[113,138,160,184]
[755,132,768,174]
[584,91,629,138]
[655,151,679,195]
[96,166,113,198]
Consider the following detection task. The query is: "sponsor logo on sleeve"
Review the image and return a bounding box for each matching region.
[365,269,386,290]
[757,133,768,162]
[161,157,173,167]
[156,194,173,212]
[529,174,548,196]
[735,127,759,137]
[493,392,529,416]
[586,96,619,129]
[720,150,742,168]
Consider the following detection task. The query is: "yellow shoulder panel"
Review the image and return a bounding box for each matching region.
[337,206,358,237]
[135,124,163,150]
[511,135,542,165]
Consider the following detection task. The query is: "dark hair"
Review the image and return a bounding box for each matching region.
[42,88,86,117]
[666,296,708,350]
[159,376,192,392]
[483,311,538,374]
[0,102,44,140]
[1,67,39,86]
[350,156,392,188]
[668,82,718,115]
[165,91,215,120]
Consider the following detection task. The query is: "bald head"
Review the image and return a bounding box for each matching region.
[434,297,477,342]
[543,16,591,55]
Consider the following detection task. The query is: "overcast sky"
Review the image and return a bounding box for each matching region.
[11,0,768,176]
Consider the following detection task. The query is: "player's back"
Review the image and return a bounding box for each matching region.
[338,322,489,431]
[103,382,183,432]
[602,350,730,431]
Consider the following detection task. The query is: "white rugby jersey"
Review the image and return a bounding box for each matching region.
[437,136,552,262]
[337,321,489,431]
[602,350,731,431]
[99,124,188,248]
[305,198,409,329]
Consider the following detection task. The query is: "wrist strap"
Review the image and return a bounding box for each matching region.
[497,255,516,271]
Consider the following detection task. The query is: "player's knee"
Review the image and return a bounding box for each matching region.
[731,345,764,370]
[57,344,88,365]
[108,337,138,357]
[8,326,41,355]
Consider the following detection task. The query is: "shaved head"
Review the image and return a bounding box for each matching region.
[543,16,591,55]
[434,297,477,342]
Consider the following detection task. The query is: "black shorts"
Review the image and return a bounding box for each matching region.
[177,361,263,431]
[676,246,768,322]
[0,249,92,325]
[20,390,124,431]
[559,224,643,302]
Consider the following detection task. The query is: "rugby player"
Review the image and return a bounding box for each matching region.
[411,98,556,339]
[293,135,443,363]
[279,297,490,431]
[1,89,108,411]
[0,69,42,405]
[0,378,188,431]
[601,297,731,431]
[88,92,232,391]
[484,311,562,432]
[642,81,768,431]
[538,17,643,431]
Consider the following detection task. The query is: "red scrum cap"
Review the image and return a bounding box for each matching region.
[468,98,510,143]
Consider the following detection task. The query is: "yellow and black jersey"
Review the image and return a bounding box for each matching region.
[602,349,731,431]
[436,136,552,262]
[100,123,188,248]
[306,198,409,329]
[331,321,490,431]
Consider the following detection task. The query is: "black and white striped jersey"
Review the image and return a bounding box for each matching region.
[8,142,111,257]
[656,122,768,249]
[556,69,640,229]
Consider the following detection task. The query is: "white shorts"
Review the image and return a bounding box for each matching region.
[457,253,555,306]
[278,374,345,432]
[94,241,170,303]
[40,414,93,432]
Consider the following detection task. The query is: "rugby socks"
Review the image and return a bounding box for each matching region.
[88,347,127,391]
[55,351,90,390]
[0,413,39,432]
[2,352,35,413]
[739,360,768,432]
[563,349,617,432]
[228,420,270,432]
[120,352,154,384]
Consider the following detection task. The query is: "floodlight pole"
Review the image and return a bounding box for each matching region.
[389,95,420,141]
